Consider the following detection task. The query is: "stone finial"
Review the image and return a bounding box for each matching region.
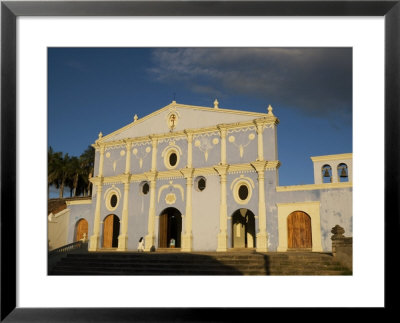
[134,114,138,122]
[267,104,274,116]
[214,99,219,109]
[98,132,103,139]
[331,225,345,240]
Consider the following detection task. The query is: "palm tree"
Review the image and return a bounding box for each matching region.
[48,147,63,198]
[67,156,80,197]
[79,146,95,196]
[53,152,73,198]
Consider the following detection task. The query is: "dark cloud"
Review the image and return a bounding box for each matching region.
[149,48,352,119]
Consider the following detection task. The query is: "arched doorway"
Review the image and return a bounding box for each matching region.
[231,209,256,248]
[158,207,182,248]
[287,211,312,249]
[103,214,120,248]
[75,219,88,242]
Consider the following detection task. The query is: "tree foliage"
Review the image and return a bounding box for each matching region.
[48,146,95,198]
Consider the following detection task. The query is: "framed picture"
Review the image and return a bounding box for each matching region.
[1,1,398,321]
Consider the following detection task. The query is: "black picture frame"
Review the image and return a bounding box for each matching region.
[1,1,398,321]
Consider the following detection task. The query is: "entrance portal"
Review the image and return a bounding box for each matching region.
[231,209,256,248]
[158,207,182,248]
[287,211,312,249]
[103,214,120,248]
[75,219,88,242]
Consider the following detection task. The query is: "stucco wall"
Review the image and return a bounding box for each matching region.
[127,182,150,250]
[66,201,94,244]
[274,187,352,251]
[131,142,152,173]
[48,209,70,250]
[192,132,221,168]
[191,174,220,251]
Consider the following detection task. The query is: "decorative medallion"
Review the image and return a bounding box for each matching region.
[165,193,177,205]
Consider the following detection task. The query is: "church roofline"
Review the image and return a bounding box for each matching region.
[94,101,277,146]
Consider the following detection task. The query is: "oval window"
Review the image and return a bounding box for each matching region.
[110,194,118,207]
[169,152,177,166]
[142,182,149,195]
[238,185,249,200]
[198,178,206,191]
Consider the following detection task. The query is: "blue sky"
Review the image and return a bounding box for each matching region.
[48,47,352,188]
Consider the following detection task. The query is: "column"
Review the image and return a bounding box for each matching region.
[181,168,194,251]
[214,165,229,251]
[124,141,132,174]
[89,178,103,251]
[117,179,130,251]
[255,121,264,161]
[251,161,268,252]
[144,172,157,251]
[219,126,227,165]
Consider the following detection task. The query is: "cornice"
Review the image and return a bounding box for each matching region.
[276,182,353,192]
[66,199,92,206]
[93,114,278,148]
[311,153,353,162]
[97,160,281,184]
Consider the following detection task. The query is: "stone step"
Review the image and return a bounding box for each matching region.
[50,251,350,276]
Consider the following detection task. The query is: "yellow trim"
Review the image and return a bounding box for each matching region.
[92,160,281,184]
[66,199,92,206]
[311,153,352,162]
[276,201,323,252]
[94,100,279,148]
[232,179,253,205]
[276,182,352,192]
[103,186,122,212]
[162,144,182,170]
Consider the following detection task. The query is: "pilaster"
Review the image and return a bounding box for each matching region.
[124,140,132,174]
[98,145,105,177]
[218,126,227,165]
[214,164,229,252]
[251,161,268,252]
[150,137,158,171]
[181,167,195,251]
[117,177,131,251]
[89,177,103,251]
[254,121,264,161]
[185,130,193,168]
[144,171,157,251]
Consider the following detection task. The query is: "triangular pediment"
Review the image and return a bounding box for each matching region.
[99,101,269,143]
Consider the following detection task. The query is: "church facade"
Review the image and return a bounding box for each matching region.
[65,101,352,253]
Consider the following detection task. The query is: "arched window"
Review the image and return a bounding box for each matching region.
[337,163,349,182]
[322,164,332,183]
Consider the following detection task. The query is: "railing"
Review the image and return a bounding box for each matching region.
[49,240,87,255]
[48,240,89,273]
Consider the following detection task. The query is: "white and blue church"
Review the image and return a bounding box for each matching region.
[62,100,352,253]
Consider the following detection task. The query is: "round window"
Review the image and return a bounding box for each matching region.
[110,194,118,207]
[142,182,149,195]
[238,185,249,200]
[169,152,177,167]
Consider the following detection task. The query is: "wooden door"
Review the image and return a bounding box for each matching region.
[287,211,312,249]
[159,213,168,248]
[75,219,88,241]
[103,215,114,248]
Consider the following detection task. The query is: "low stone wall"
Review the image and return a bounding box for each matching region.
[331,225,353,271]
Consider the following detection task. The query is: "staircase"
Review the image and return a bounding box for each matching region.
[49,251,352,275]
